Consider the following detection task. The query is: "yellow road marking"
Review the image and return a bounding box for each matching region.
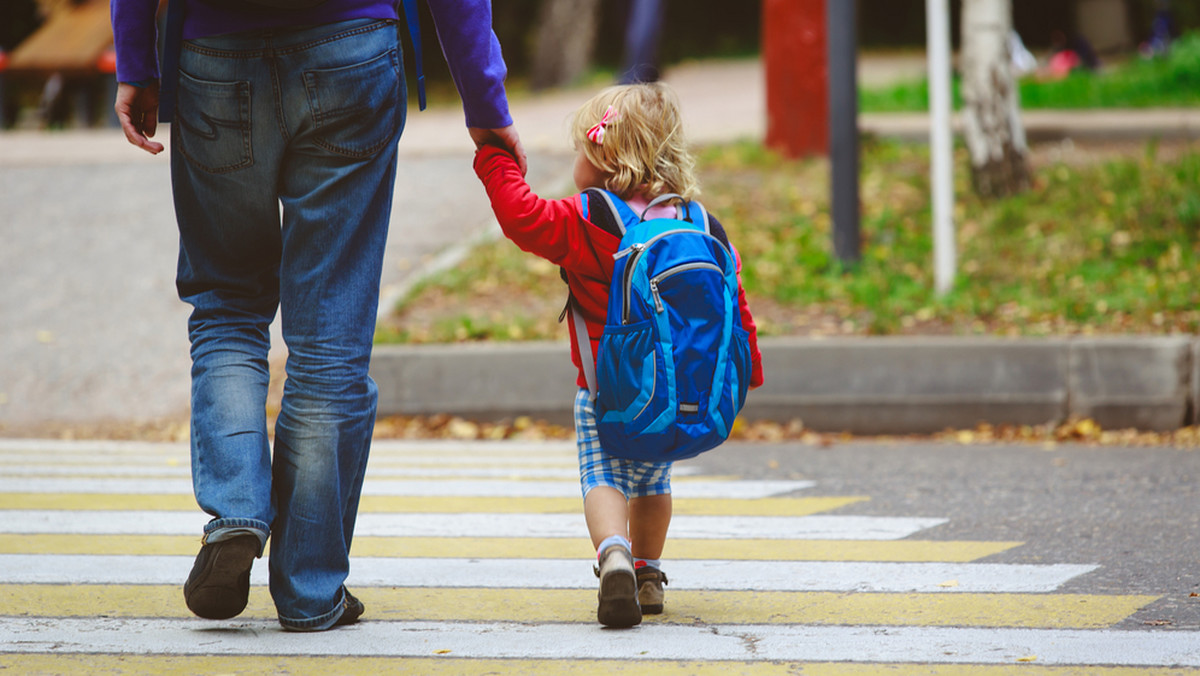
[0,534,1020,561]
[0,585,1156,628]
[0,493,864,515]
[2,656,1195,676]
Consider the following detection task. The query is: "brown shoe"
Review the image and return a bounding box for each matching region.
[636,565,668,614]
[183,534,260,620]
[594,544,641,628]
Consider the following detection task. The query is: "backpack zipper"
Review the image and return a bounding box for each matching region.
[623,230,733,324]
[649,262,724,313]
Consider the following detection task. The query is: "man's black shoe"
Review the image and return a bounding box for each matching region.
[282,587,365,631]
[183,534,260,620]
[333,589,365,628]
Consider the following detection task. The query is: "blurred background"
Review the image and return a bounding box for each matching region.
[2,0,1199,130]
[1,0,1198,439]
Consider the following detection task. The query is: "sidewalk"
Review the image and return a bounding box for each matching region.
[1,57,1197,435]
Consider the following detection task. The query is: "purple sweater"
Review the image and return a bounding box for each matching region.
[110,0,511,129]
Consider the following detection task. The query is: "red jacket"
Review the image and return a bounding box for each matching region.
[473,145,764,391]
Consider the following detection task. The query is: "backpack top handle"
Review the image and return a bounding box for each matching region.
[640,193,691,223]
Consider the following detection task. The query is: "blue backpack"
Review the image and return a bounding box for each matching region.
[571,190,753,463]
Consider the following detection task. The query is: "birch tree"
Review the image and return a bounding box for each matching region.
[960,0,1030,198]
[530,0,602,90]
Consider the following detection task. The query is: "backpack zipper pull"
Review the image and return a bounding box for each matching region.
[650,280,663,313]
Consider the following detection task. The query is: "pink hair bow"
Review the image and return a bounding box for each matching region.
[586,105,619,145]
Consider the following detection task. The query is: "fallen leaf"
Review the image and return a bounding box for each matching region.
[446,418,479,439]
[1017,656,1038,663]
[937,579,959,588]
[433,649,452,655]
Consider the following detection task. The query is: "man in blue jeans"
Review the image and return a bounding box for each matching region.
[111,0,525,631]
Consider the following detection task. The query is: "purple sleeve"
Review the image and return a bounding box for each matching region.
[111,0,162,83]
[425,0,513,129]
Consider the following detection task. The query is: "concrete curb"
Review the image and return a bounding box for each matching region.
[371,336,1198,433]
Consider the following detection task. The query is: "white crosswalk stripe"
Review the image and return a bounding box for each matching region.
[0,510,946,539]
[0,554,1097,592]
[0,477,811,497]
[2,618,1198,666]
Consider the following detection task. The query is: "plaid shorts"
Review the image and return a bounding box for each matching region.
[575,388,672,500]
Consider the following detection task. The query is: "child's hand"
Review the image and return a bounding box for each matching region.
[469,125,528,176]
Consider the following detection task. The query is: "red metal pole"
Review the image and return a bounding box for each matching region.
[763,0,828,158]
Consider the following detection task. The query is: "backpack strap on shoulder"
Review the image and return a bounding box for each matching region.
[402,0,427,110]
[694,201,712,234]
[584,188,633,236]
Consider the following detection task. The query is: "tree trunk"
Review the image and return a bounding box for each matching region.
[960,0,1030,199]
[530,0,602,91]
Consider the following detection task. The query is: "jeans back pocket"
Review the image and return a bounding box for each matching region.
[303,48,403,159]
[175,71,252,174]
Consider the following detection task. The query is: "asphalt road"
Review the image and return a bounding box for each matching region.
[694,440,1200,630]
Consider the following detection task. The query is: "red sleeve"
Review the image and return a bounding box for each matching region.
[473,145,617,277]
[732,245,765,388]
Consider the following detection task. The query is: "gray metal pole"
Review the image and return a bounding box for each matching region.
[828,0,860,266]
[927,0,956,295]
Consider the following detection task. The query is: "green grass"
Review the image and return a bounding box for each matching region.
[378,138,1200,344]
[860,32,1200,112]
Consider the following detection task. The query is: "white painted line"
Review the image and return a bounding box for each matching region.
[0,555,1097,592]
[0,439,577,455]
[0,440,188,454]
[0,618,1196,666]
[0,454,575,467]
[0,465,645,480]
[0,511,945,540]
[0,478,812,498]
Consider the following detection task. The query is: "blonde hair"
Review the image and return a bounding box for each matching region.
[570,82,700,200]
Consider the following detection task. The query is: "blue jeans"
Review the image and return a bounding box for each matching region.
[171,19,405,630]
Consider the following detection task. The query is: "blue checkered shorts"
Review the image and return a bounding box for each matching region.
[575,388,673,499]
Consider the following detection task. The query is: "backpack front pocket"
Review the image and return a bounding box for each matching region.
[595,319,663,428]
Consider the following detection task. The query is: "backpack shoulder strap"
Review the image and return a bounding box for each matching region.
[570,303,598,398]
[401,0,427,110]
[693,200,712,234]
[583,188,639,236]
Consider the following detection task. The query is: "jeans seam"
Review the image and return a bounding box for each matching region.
[182,20,392,59]
[270,52,288,144]
[273,21,394,57]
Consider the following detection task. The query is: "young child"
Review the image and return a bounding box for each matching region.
[473,82,764,628]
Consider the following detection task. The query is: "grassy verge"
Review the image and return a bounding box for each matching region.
[377,138,1199,344]
[860,32,1200,112]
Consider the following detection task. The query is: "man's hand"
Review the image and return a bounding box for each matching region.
[469,124,527,175]
[115,82,164,155]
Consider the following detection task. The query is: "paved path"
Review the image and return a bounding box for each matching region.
[0,437,1197,672]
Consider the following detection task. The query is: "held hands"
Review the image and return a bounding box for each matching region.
[115,82,165,155]
[469,124,527,176]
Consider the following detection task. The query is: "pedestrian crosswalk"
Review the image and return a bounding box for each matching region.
[0,438,1198,673]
